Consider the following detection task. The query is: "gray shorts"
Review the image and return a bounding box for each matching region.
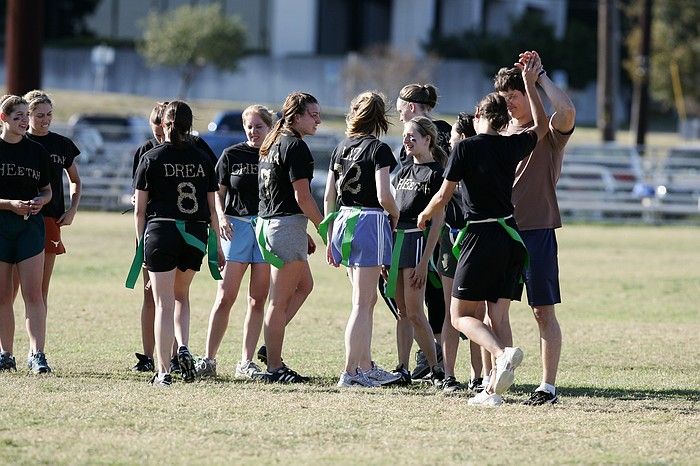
[263,214,309,263]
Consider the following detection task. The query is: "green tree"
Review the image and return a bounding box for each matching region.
[624,0,700,115]
[138,4,246,98]
[424,10,597,90]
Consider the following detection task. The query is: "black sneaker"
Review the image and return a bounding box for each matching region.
[430,365,445,388]
[523,390,559,406]
[0,352,17,372]
[442,376,460,394]
[391,364,412,385]
[410,350,430,379]
[131,353,155,372]
[177,346,196,383]
[468,377,484,393]
[169,356,181,374]
[150,373,173,387]
[252,365,309,384]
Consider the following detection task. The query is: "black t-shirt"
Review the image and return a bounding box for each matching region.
[445,132,537,221]
[133,142,218,222]
[0,138,51,203]
[26,132,80,218]
[399,119,452,167]
[216,142,260,216]
[329,135,397,208]
[393,161,444,227]
[258,134,314,218]
[445,183,467,229]
[132,136,217,179]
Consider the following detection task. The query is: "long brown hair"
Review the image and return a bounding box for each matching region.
[260,92,318,156]
[162,101,193,145]
[345,91,390,138]
[407,116,447,167]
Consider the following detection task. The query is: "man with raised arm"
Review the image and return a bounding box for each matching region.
[494,51,576,405]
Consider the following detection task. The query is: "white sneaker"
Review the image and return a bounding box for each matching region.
[494,347,523,395]
[235,360,261,380]
[467,390,503,406]
[195,357,217,378]
[364,361,401,386]
[337,368,380,388]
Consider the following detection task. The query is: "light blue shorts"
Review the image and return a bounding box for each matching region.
[331,207,392,267]
[222,215,265,263]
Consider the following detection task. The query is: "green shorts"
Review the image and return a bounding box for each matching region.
[0,211,45,264]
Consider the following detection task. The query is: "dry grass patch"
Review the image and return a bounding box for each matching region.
[0,212,698,465]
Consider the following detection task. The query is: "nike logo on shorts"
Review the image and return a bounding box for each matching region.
[457,286,468,291]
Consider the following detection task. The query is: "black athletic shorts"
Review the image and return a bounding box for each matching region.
[0,211,45,264]
[452,218,525,303]
[144,219,207,273]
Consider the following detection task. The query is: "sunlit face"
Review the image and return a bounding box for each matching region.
[29,102,52,135]
[243,112,271,148]
[292,103,321,137]
[1,104,30,137]
[449,124,465,151]
[500,89,528,121]
[396,98,417,123]
[150,121,164,143]
[402,122,430,158]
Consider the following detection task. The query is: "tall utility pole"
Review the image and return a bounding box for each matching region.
[5,0,44,95]
[597,0,619,142]
[630,0,653,150]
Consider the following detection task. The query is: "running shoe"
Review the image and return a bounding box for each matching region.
[27,352,51,374]
[131,353,155,372]
[411,350,430,379]
[523,390,559,406]
[0,352,17,372]
[251,365,309,384]
[430,365,445,388]
[493,347,523,395]
[170,356,181,375]
[364,362,401,386]
[442,376,460,394]
[468,377,484,393]
[391,364,412,385]
[234,360,261,380]
[195,357,217,379]
[150,373,173,387]
[177,346,196,383]
[338,368,379,388]
[467,390,503,407]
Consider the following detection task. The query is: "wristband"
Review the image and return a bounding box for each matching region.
[538,69,546,78]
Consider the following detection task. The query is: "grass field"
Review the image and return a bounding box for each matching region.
[0,212,699,465]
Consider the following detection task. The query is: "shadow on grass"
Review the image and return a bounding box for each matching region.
[49,371,700,404]
[512,383,700,402]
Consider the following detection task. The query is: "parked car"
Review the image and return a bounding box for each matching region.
[200,110,247,158]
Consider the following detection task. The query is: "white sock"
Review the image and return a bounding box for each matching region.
[537,383,556,395]
[482,376,491,386]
